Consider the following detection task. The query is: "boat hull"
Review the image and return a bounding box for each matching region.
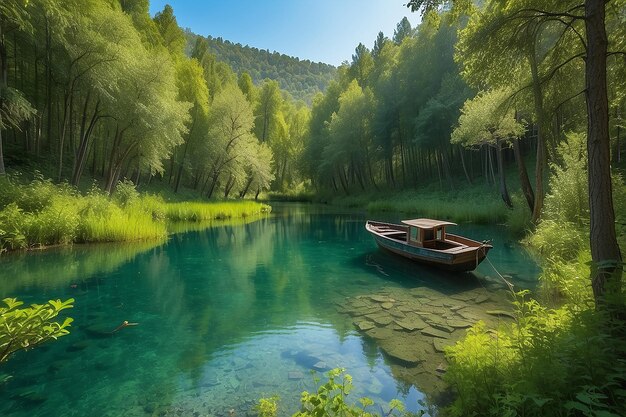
[366,221,491,272]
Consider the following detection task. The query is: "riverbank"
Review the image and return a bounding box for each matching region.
[0,176,270,253]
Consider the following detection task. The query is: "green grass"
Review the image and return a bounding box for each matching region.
[0,175,271,251]
[329,185,512,224]
[164,200,271,221]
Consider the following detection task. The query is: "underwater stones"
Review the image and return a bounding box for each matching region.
[201,377,220,387]
[408,287,440,299]
[456,309,483,322]
[395,316,427,331]
[370,295,396,303]
[381,302,394,310]
[426,321,454,334]
[231,357,250,371]
[288,371,304,380]
[313,361,329,371]
[366,313,394,326]
[420,327,450,339]
[446,319,473,329]
[355,320,376,331]
[486,310,516,320]
[436,363,448,374]
[433,338,454,353]
[380,343,423,365]
[365,327,394,341]
[474,294,490,304]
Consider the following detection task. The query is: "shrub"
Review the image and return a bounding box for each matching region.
[257,369,423,417]
[0,297,74,363]
[113,179,139,208]
[444,292,626,417]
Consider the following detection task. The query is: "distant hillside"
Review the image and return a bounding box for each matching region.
[185,30,336,104]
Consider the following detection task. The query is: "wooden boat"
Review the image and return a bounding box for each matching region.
[365,219,492,272]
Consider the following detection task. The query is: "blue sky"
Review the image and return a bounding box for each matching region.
[148,1,421,66]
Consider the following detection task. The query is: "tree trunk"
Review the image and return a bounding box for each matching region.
[585,0,622,309]
[528,47,547,223]
[459,146,472,185]
[512,137,534,211]
[495,139,513,208]
[0,27,7,175]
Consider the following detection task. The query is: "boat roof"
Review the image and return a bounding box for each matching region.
[401,219,457,229]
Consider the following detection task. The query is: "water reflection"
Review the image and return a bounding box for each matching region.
[0,205,538,416]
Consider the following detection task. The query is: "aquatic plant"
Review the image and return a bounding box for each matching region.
[0,298,74,363]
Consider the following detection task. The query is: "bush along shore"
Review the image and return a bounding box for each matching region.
[0,175,271,252]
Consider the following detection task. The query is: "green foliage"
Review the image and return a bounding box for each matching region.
[331,185,508,224]
[0,297,74,363]
[258,369,420,417]
[0,176,270,250]
[113,179,140,208]
[165,201,271,222]
[542,133,589,227]
[445,292,626,417]
[256,396,280,417]
[186,32,337,104]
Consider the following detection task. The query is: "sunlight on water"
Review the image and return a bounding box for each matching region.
[0,204,539,416]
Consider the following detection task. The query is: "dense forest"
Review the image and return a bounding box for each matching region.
[185,31,337,104]
[0,0,312,199]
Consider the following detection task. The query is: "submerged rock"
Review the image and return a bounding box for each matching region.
[395,316,427,331]
[354,320,376,331]
[486,310,516,319]
[288,371,304,380]
[366,313,394,326]
[421,327,450,339]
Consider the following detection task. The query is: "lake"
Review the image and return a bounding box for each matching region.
[0,204,539,417]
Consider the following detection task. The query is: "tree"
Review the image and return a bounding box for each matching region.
[451,88,526,207]
[408,0,623,312]
[393,17,413,44]
[203,85,257,198]
[0,0,35,175]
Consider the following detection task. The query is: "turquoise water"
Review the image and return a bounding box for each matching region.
[0,204,539,416]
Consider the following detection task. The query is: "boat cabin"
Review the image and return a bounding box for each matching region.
[401,219,457,249]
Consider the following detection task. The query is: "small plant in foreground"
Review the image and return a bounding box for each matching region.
[258,368,424,417]
[0,298,74,363]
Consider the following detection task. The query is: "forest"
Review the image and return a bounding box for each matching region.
[1,0,626,416]
[185,31,337,104]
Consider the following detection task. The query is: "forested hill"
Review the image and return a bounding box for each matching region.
[185,30,336,104]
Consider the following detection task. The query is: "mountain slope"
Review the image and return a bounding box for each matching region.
[185,30,336,104]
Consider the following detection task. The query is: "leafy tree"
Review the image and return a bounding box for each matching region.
[203,85,257,198]
[393,17,413,44]
[0,0,36,175]
[408,0,624,312]
[452,88,526,207]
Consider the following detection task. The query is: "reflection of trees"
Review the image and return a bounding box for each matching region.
[0,241,163,296]
[135,210,373,383]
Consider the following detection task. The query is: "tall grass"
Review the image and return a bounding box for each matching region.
[0,175,270,251]
[165,200,270,221]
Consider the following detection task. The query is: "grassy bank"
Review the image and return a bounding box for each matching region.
[326,184,532,230]
[0,175,271,252]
